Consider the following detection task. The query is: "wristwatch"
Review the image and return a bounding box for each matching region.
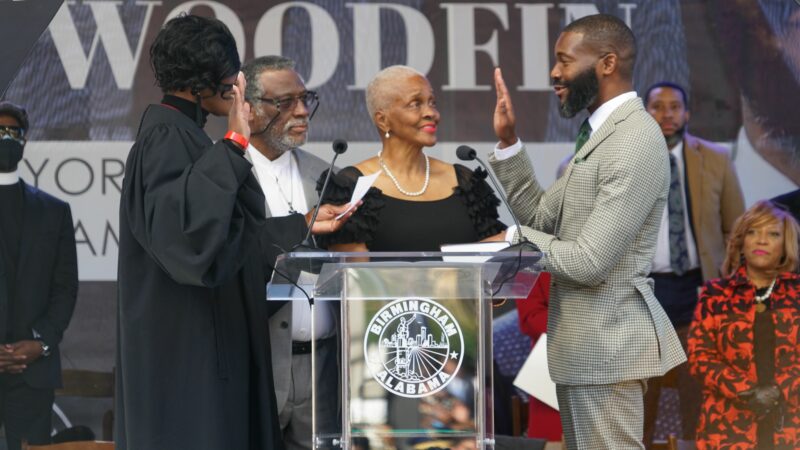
[37,340,51,357]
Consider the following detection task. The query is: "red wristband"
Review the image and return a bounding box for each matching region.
[224,130,248,150]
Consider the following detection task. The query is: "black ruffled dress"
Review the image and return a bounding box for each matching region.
[316,164,506,251]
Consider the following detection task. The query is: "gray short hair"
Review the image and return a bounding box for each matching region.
[241,55,296,103]
[365,65,425,124]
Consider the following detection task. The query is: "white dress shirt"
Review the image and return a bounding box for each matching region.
[497,91,639,241]
[247,145,309,216]
[246,144,335,341]
[650,141,700,273]
[0,170,19,185]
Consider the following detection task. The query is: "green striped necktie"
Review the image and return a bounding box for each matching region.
[575,119,592,153]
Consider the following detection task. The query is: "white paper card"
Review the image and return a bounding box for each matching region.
[513,333,559,411]
[336,170,382,219]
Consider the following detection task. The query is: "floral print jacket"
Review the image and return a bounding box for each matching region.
[688,266,800,449]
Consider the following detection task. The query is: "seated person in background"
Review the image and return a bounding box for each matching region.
[688,200,800,450]
[316,65,505,252]
[516,272,562,442]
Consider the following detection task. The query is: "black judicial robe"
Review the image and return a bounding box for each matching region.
[116,104,300,450]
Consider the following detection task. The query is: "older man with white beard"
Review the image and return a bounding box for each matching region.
[242,55,338,450]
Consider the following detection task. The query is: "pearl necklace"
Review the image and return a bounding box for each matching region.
[754,278,777,313]
[378,150,430,197]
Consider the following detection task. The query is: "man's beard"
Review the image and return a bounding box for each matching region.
[557,67,599,119]
[665,124,686,149]
[266,119,309,155]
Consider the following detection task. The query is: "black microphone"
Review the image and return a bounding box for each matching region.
[296,138,348,249]
[456,145,537,251]
[457,145,540,299]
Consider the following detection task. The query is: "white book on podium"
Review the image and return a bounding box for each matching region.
[439,241,511,263]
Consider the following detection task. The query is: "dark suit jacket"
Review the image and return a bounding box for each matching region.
[0,181,78,389]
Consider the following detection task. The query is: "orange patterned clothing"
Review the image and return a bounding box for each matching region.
[688,266,800,449]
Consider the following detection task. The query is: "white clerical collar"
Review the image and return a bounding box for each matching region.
[0,170,20,185]
[247,145,293,172]
[587,91,638,134]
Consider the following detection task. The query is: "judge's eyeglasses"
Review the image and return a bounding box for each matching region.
[0,125,25,140]
[217,83,234,100]
[256,91,320,119]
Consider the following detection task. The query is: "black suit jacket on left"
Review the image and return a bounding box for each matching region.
[0,182,78,389]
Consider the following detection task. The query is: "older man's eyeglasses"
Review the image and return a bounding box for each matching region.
[257,91,319,117]
[0,125,25,140]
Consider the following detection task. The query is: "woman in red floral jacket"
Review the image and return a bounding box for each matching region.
[688,200,800,449]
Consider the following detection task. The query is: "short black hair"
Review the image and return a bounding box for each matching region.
[563,14,637,79]
[149,14,240,94]
[644,81,689,109]
[0,101,29,130]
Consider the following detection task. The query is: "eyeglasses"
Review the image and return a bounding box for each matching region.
[256,91,319,116]
[0,125,25,140]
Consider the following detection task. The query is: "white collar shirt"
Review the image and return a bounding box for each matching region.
[247,144,335,341]
[586,91,638,135]
[651,141,700,273]
[247,145,309,216]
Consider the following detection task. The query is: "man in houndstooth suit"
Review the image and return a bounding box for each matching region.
[488,15,685,449]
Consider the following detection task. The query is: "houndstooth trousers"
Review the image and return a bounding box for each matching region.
[557,380,647,450]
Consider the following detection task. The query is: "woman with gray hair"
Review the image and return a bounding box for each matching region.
[316,65,505,251]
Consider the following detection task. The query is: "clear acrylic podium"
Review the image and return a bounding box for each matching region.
[268,251,543,450]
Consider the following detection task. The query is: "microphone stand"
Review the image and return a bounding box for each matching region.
[455,145,541,299]
[295,139,348,250]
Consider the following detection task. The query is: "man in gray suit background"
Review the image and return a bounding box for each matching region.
[489,14,685,449]
[242,56,338,450]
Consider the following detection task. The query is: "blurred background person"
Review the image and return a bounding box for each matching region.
[0,101,78,450]
[317,65,505,252]
[642,80,744,447]
[688,200,800,449]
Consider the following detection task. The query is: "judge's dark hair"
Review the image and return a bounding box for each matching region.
[563,14,637,79]
[644,81,689,109]
[149,14,240,94]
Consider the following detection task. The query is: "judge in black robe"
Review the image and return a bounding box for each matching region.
[116,95,303,449]
[116,16,306,450]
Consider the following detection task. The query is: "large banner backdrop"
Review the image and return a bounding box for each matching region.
[5,0,800,281]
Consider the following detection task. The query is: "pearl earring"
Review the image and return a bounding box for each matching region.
[385,130,390,139]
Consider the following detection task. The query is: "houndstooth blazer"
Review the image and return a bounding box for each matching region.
[490,97,686,385]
